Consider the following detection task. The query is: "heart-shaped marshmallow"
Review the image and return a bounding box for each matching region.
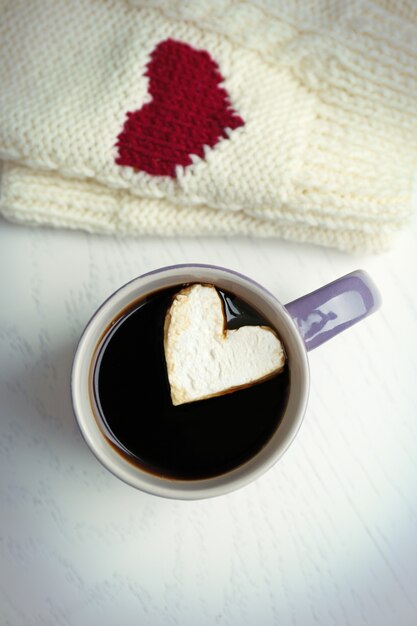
[164,284,286,406]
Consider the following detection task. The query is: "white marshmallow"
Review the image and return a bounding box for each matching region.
[164,284,286,406]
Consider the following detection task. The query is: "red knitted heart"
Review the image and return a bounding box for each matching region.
[115,39,244,178]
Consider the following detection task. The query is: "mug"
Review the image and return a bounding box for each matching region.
[71,264,381,499]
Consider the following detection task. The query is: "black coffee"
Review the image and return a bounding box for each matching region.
[92,284,290,480]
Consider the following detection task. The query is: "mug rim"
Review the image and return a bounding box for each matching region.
[71,264,310,499]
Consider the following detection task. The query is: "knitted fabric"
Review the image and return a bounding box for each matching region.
[1,0,417,252]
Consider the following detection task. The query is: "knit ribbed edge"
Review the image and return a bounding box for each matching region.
[0,161,399,252]
[1,159,410,232]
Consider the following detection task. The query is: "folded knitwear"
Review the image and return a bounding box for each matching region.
[1,0,417,252]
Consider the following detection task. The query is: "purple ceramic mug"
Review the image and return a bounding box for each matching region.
[71,264,381,499]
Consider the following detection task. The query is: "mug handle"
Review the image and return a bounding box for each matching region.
[284,270,381,351]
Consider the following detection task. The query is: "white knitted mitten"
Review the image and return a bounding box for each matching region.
[1,0,417,252]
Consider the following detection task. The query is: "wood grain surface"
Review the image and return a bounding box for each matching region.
[1,215,416,625]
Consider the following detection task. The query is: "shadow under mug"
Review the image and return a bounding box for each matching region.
[71,264,381,499]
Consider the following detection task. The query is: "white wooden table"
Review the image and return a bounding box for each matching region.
[1,213,416,626]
